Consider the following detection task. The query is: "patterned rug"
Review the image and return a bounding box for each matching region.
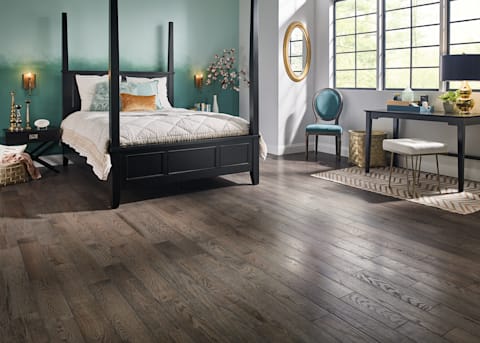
[312,166,480,215]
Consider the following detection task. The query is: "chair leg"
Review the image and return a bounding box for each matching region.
[305,134,309,161]
[435,154,441,193]
[388,151,394,188]
[411,155,417,197]
[315,135,318,160]
[336,135,341,160]
[405,155,411,196]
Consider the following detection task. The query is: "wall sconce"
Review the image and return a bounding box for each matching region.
[22,72,36,95]
[194,73,203,88]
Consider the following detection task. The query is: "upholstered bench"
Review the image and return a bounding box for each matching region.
[382,138,448,196]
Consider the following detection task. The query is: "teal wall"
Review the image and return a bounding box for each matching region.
[0,0,239,141]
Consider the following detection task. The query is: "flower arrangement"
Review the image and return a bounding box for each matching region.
[205,48,249,92]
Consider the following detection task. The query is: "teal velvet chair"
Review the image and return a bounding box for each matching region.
[305,88,343,160]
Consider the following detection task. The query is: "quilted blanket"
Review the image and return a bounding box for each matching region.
[61,109,261,180]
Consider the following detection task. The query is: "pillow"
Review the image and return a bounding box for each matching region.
[120,93,156,112]
[90,82,132,111]
[126,76,172,108]
[128,80,162,109]
[75,74,108,111]
[0,144,27,159]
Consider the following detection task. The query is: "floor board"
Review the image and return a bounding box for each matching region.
[1,152,480,342]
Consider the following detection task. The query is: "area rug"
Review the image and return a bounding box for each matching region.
[312,166,480,215]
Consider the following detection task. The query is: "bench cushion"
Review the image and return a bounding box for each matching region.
[383,138,448,155]
[306,124,342,134]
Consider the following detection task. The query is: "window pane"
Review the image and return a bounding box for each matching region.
[336,35,355,53]
[385,9,411,30]
[290,41,303,56]
[412,25,439,46]
[385,68,410,89]
[385,49,411,68]
[336,53,355,70]
[450,0,480,21]
[357,51,376,69]
[290,57,303,73]
[336,70,355,88]
[336,0,355,19]
[450,43,480,54]
[413,4,440,27]
[386,0,411,11]
[357,70,377,88]
[413,0,437,5]
[357,33,376,51]
[356,0,376,15]
[412,68,439,89]
[412,47,439,67]
[450,81,480,90]
[385,29,411,49]
[357,14,376,33]
[336,17,355,36]
[450,20,480,45]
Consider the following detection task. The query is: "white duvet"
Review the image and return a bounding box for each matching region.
[61,108,265,180]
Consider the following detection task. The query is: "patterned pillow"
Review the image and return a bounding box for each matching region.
[90,82,132,111]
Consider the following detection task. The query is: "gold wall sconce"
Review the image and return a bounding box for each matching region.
[22,72,36,95]
[194,73,203,88]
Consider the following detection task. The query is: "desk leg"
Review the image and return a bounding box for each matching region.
[393,117,400,166]
[28,142,59,173]
[365,112,372,173]
[457,123,465,192]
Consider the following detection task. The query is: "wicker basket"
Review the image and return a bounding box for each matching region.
[0,162,28,186]
[348,130,387,167]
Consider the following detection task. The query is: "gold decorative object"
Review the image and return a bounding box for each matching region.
[25,99,32,130]
[455,81,475,114]
[15,104,23,132]
[9,91,16,132]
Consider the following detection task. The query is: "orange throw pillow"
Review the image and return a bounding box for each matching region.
[120,93,156,112]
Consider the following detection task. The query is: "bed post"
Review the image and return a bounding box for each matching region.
[249,0,259,185]
[167,22,174,106]
[109,0,121,208]
[62,12,69,167]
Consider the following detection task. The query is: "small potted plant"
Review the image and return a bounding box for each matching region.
[439,90,459,113]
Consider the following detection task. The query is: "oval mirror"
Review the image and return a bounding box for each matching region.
[283,21,311,82]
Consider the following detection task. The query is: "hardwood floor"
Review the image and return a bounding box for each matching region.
[1,152,480,342]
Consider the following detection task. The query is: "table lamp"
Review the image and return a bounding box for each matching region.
[442,54,480,114]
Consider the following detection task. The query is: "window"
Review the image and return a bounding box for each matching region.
[334,0,377,89]
[384,0,440,90]
[448,0,480,89]
[333,0,480,91]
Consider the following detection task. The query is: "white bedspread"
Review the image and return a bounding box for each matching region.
[61,109,266,180]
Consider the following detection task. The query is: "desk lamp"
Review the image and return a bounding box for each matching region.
[442,54,480,114]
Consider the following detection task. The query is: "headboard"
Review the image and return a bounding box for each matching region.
[61,13,175,119]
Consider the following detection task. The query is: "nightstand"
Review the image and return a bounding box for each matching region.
[3,127,61,173]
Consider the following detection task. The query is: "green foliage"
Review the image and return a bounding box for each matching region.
[439,90,459,103]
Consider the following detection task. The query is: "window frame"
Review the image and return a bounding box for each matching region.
[333,0,378,90]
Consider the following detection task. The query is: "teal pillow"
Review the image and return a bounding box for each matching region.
[128,80,162,109]
[90,82,132,111]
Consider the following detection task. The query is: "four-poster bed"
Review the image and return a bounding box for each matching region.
[61,0,260,208]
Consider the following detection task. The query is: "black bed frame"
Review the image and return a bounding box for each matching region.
[61,0,259,208]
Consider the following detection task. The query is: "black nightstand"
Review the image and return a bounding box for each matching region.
[3,127,61,173]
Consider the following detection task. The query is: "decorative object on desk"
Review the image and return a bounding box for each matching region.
[22,72,36,95]
[312,166,480,215]
[212,94,219,113]
[34,119,50,130]
[205,48,249,91]
[194,73,203,88]
[386,100,433,113]
[442,54,480,114]
[14,105,23,131]
[438,90,459,114]
[9,91,17,132]
[24,99,32,130]
[401,87,414,102]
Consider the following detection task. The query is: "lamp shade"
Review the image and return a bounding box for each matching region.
[442,54,480,81]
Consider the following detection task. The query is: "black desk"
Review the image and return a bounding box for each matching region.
[3,127,61,173]
[364,109,480,192]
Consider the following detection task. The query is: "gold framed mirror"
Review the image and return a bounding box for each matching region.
[283,21,311,82]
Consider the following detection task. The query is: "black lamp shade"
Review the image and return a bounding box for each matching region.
[442,54,480,81]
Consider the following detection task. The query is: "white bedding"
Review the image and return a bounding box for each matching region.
[61,108,265,180]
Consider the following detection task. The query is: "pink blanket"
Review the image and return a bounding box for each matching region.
[1,153,41,180]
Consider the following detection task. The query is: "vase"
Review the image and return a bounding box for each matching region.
[443,102,455,114]
[212,94,219,113]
